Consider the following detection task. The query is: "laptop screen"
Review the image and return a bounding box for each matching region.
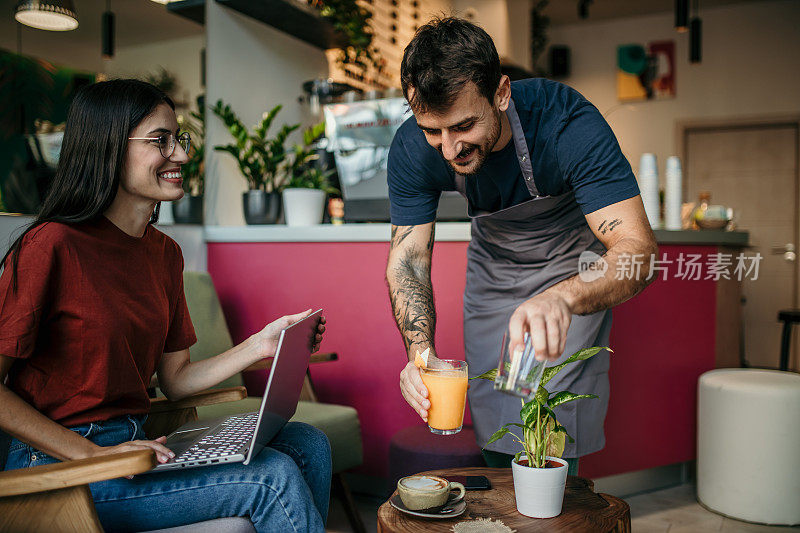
[243,309,322,464]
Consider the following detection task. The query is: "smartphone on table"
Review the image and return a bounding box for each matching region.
[448,475,492,490]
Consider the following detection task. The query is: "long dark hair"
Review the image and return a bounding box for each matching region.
[1,78,174,289]
[401,17,501,114]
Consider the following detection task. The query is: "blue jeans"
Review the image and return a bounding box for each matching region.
[5,416,331,533]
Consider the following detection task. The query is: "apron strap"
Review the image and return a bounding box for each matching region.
[506,99,540,197]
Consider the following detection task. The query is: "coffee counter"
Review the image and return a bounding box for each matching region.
[202,222,750,245]
[202,223,748,482]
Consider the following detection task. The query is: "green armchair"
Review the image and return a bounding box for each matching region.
[180,272,366,532]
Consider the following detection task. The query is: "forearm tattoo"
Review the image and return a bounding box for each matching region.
[388,228,436,355]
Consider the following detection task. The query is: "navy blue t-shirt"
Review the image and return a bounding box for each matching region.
[387,79,640,226]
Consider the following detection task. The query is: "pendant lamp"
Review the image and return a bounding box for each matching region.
[690,17,702,63]
[675,0,689,32]
[14,0,78,31]
[102,1,115,59]
[689,0,702,63]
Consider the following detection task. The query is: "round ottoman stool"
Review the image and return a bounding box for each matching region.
[388,425,485,491]
[698,369,800,525]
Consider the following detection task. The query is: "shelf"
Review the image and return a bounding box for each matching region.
[167,0,205,24]
[167,0,348,50]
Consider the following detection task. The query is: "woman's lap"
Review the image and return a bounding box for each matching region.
[5,417,331,533]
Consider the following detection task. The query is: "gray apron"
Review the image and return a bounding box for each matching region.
[456,100,612,458]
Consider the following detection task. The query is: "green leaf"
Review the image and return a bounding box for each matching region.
[538,402,560,423]
[519,399,539,426]
[546,426,566,458]
[534,385,549,405]
[471,368,497,381]
[547,391,598,409]
[541,346,609,387]
[485,427,511,446]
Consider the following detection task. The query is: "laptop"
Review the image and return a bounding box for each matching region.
[146,309,322,472]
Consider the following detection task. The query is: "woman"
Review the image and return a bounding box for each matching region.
[0,79,331,532]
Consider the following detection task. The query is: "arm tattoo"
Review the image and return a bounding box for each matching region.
[387,226,436,355]
[390,252,436,352]
[391,226,414,247]
[598,218,623,235]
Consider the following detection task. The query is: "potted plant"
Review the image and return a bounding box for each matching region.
[475,346,609,518]
[212,100,298,224]
[173,95,205,224]
[282,122,338,227]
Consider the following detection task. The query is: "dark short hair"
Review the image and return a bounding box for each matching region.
[400,17,501,113]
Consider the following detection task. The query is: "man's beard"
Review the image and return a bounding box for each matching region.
[443,109,502,177]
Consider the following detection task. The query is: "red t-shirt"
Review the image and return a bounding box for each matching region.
[0,217,196,427]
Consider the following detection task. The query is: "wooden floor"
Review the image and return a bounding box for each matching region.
[326,483,800,533]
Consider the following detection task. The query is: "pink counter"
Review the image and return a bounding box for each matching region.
[206,230,743,479]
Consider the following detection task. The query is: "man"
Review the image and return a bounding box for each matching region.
[385,17,658,473]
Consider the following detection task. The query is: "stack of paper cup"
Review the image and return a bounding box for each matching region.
[665,156,683,230]
[639,153,661,229]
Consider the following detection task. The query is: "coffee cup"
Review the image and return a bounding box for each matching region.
[396,475,466,511]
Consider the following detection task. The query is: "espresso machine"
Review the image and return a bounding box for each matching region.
[323,94,468,222]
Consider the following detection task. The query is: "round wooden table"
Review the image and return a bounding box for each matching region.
[377,467,631,533]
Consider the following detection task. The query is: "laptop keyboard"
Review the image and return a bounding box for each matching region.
[173,413,258,463]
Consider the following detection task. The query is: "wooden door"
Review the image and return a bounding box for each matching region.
[682,119,799,370]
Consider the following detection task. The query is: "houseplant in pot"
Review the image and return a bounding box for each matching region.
[212,100,298,224]
[282,122,338,227]
[173,96,205,224]
[475,346,609,518]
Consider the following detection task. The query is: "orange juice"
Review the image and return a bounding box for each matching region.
[420,360,468,435]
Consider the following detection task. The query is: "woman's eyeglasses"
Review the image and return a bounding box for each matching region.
[128,132,191,159]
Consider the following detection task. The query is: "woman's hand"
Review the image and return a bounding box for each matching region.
[250,310,326,360]
[91,435,175,476]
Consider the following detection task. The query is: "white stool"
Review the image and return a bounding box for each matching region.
[698,369,800,525]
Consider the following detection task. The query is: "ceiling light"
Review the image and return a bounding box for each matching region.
[675,0,689,32]
[690,17,702,63]
[14,0,78,31]
[102,10,115,59]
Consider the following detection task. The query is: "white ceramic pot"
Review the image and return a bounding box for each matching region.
[283,188,326,227]
[511,456,568,518]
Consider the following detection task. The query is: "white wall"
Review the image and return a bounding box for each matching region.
[547,0,800,181]
[452,0,511,59]
[0,18,103,73]
[204,0,329,226]
[451,0,533,68]
[104,34,206,112]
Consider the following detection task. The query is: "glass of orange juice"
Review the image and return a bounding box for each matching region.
[420,360,468,435]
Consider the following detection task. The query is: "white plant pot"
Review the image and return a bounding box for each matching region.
[283,188,326,227]
[511,456,568,518]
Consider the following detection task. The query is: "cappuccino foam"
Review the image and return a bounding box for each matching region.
[401,476,446,490]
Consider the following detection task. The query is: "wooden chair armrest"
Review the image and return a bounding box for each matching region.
[0,450,155,498]
[243,352,339,373]
[148,386,247,414]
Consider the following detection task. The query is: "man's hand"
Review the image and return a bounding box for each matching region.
[508,290,572,362]
[399,361,430,421]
